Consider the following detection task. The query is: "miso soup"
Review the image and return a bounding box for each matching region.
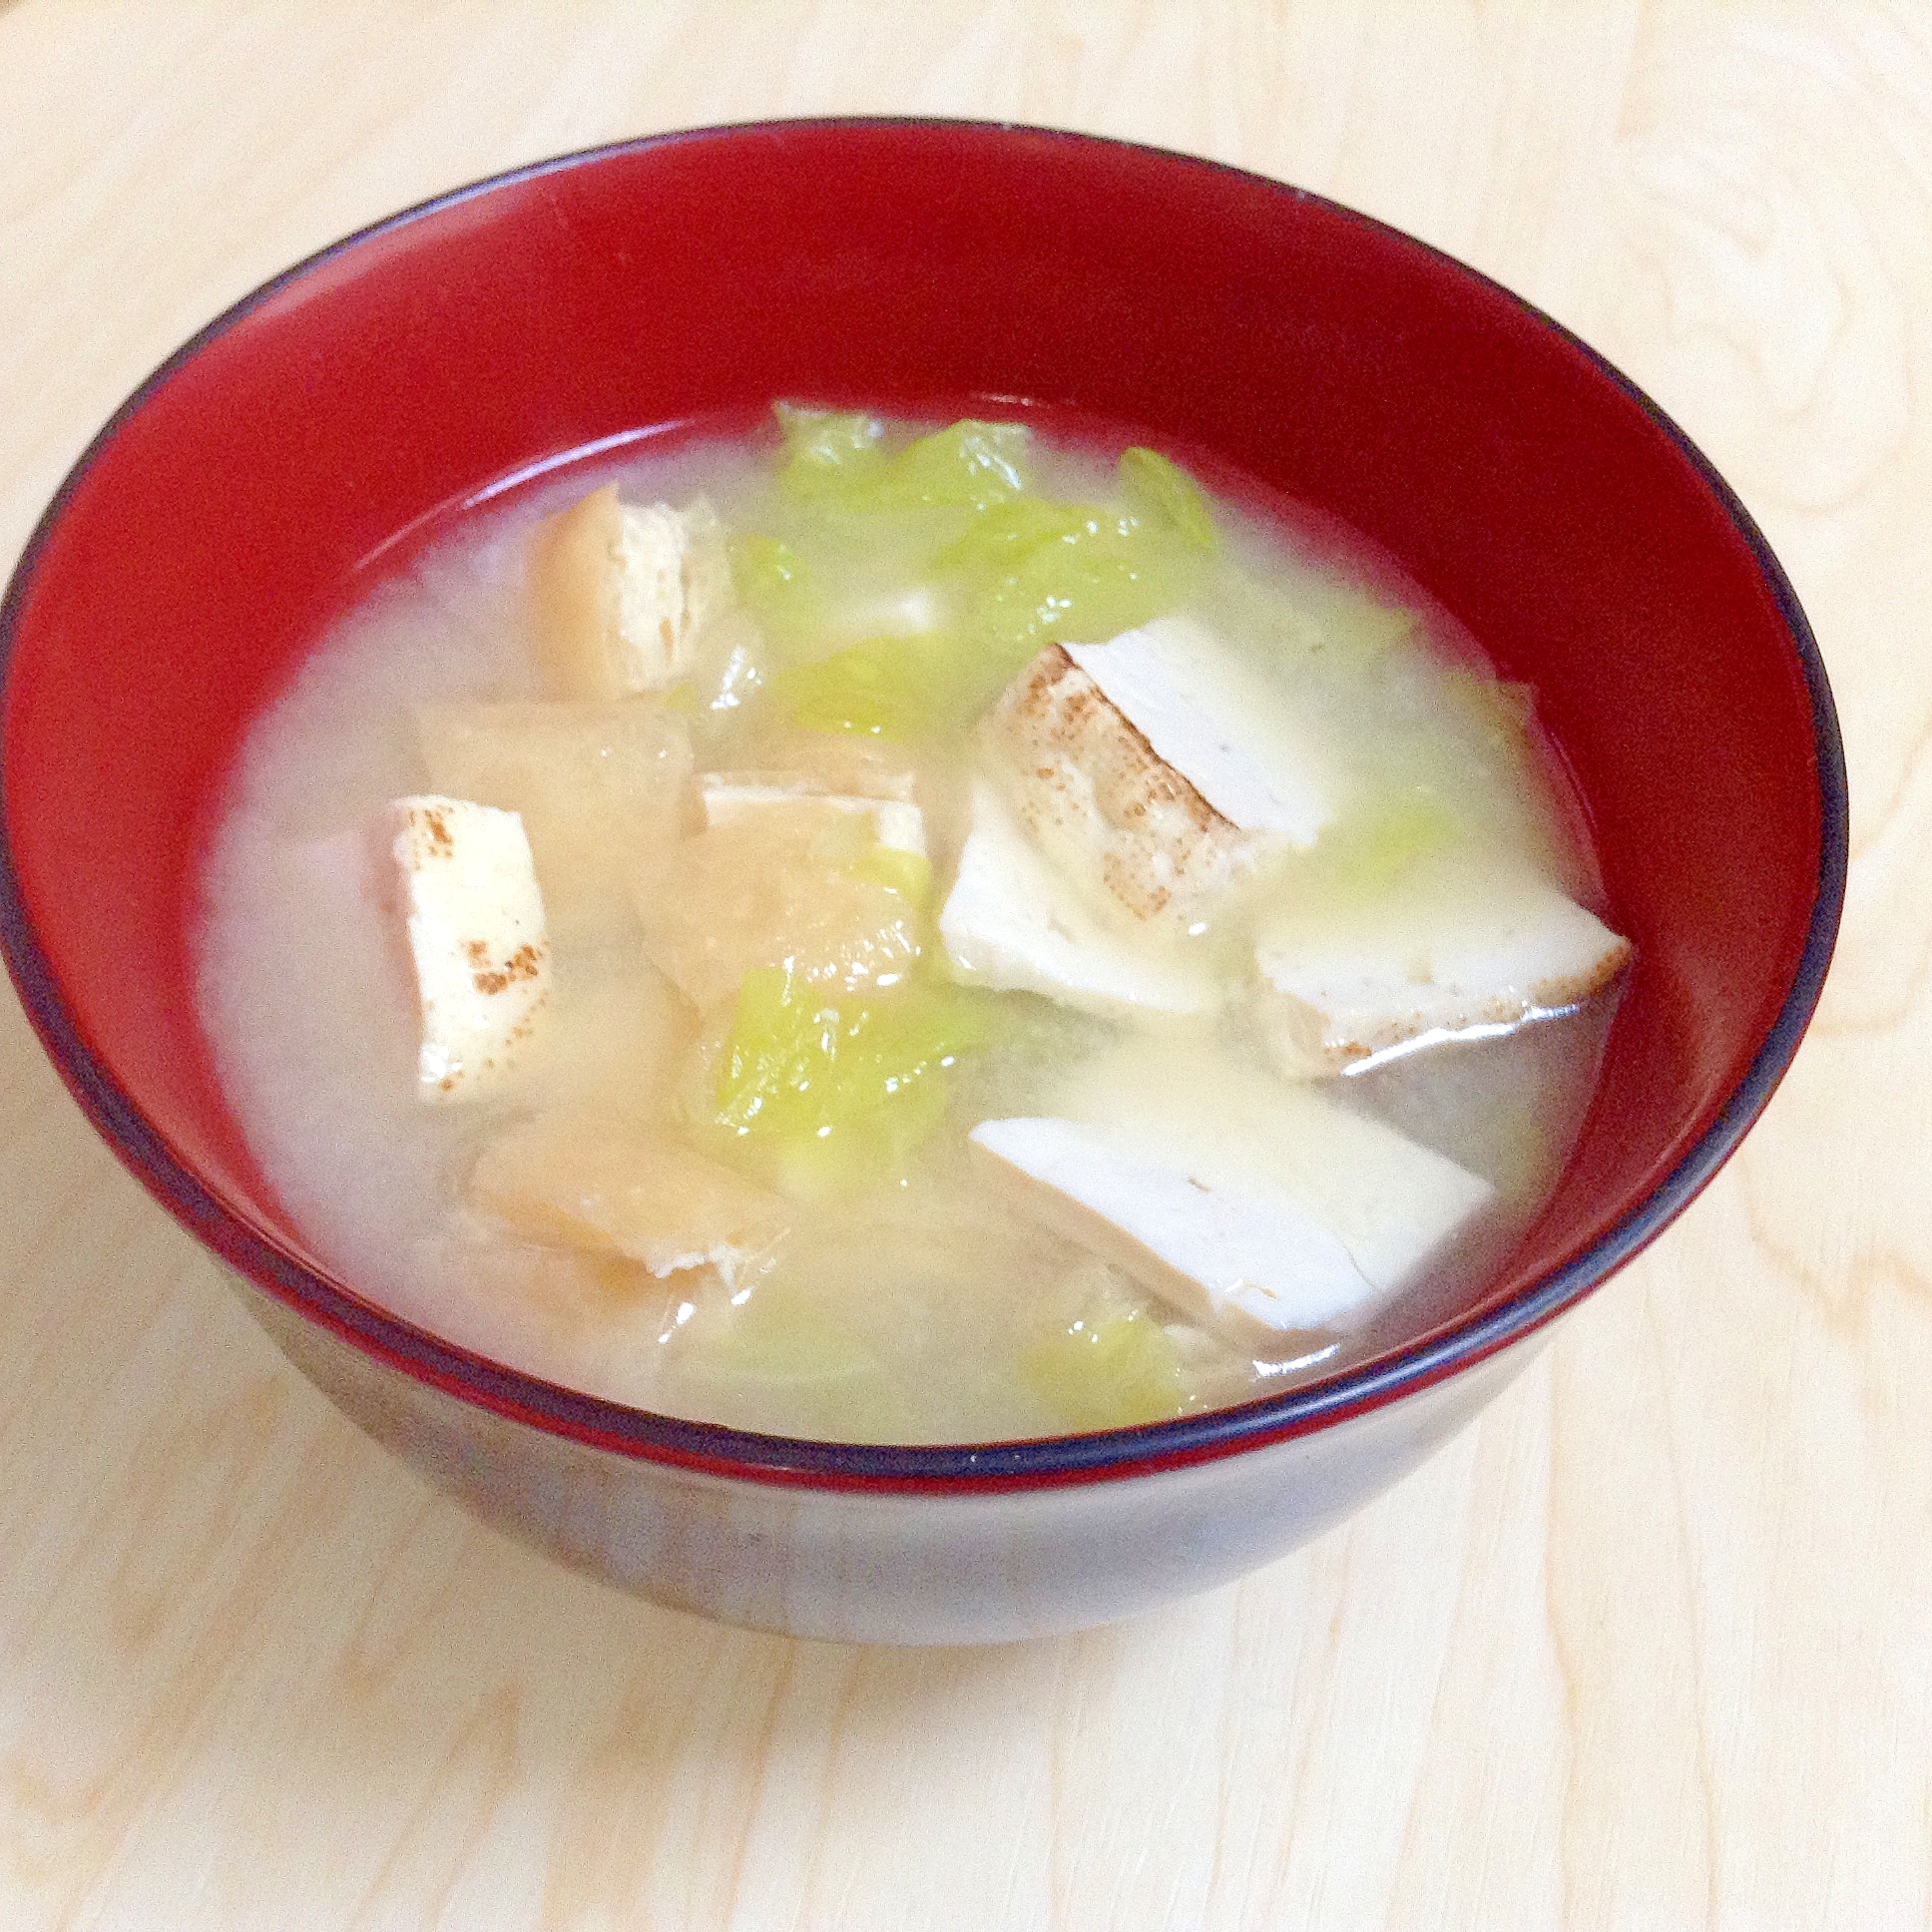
[196,407,1626,1443]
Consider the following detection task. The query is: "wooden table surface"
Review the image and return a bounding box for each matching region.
[0,3,1918,1926]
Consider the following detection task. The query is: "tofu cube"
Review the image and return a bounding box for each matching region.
[972,1034,1496,1351]
[938,779,1218,1020]
[978,617,1338,930]
[973,1116,1376,1349]
[1253,859,1633,1074]
[1062,616,1335,844]
[384,796,551,1102]
[526,485,734,699]
[981,643,1259,927]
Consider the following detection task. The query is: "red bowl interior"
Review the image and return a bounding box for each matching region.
[0,122,1843,1484]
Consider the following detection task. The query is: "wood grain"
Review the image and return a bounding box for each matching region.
[0,3,1917,1925]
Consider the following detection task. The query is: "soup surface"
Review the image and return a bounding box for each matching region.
[197,407,1625,1442]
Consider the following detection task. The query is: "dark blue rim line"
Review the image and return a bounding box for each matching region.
[0,119,1849,1490]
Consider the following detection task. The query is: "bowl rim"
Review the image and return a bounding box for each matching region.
[0,117,1849,1494]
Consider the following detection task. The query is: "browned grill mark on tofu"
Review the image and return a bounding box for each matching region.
[981,645,1252,924]
[471,940,547,998]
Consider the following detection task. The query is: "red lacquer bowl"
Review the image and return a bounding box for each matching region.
[0,123,1845,1643]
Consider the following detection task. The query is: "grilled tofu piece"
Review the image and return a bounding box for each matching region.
[383,795,551,1102]
[972,1116,1376,1350]
[972,1034,1495,1352]
[1060,617,1333,844]
[980,642,1259,928]
[1253,859,1633,1075]
[527,485,733,698]
[979,617,1337,931]
[938,779,1217,1020]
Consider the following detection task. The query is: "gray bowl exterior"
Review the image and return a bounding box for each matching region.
[237,1267,1537,1645]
